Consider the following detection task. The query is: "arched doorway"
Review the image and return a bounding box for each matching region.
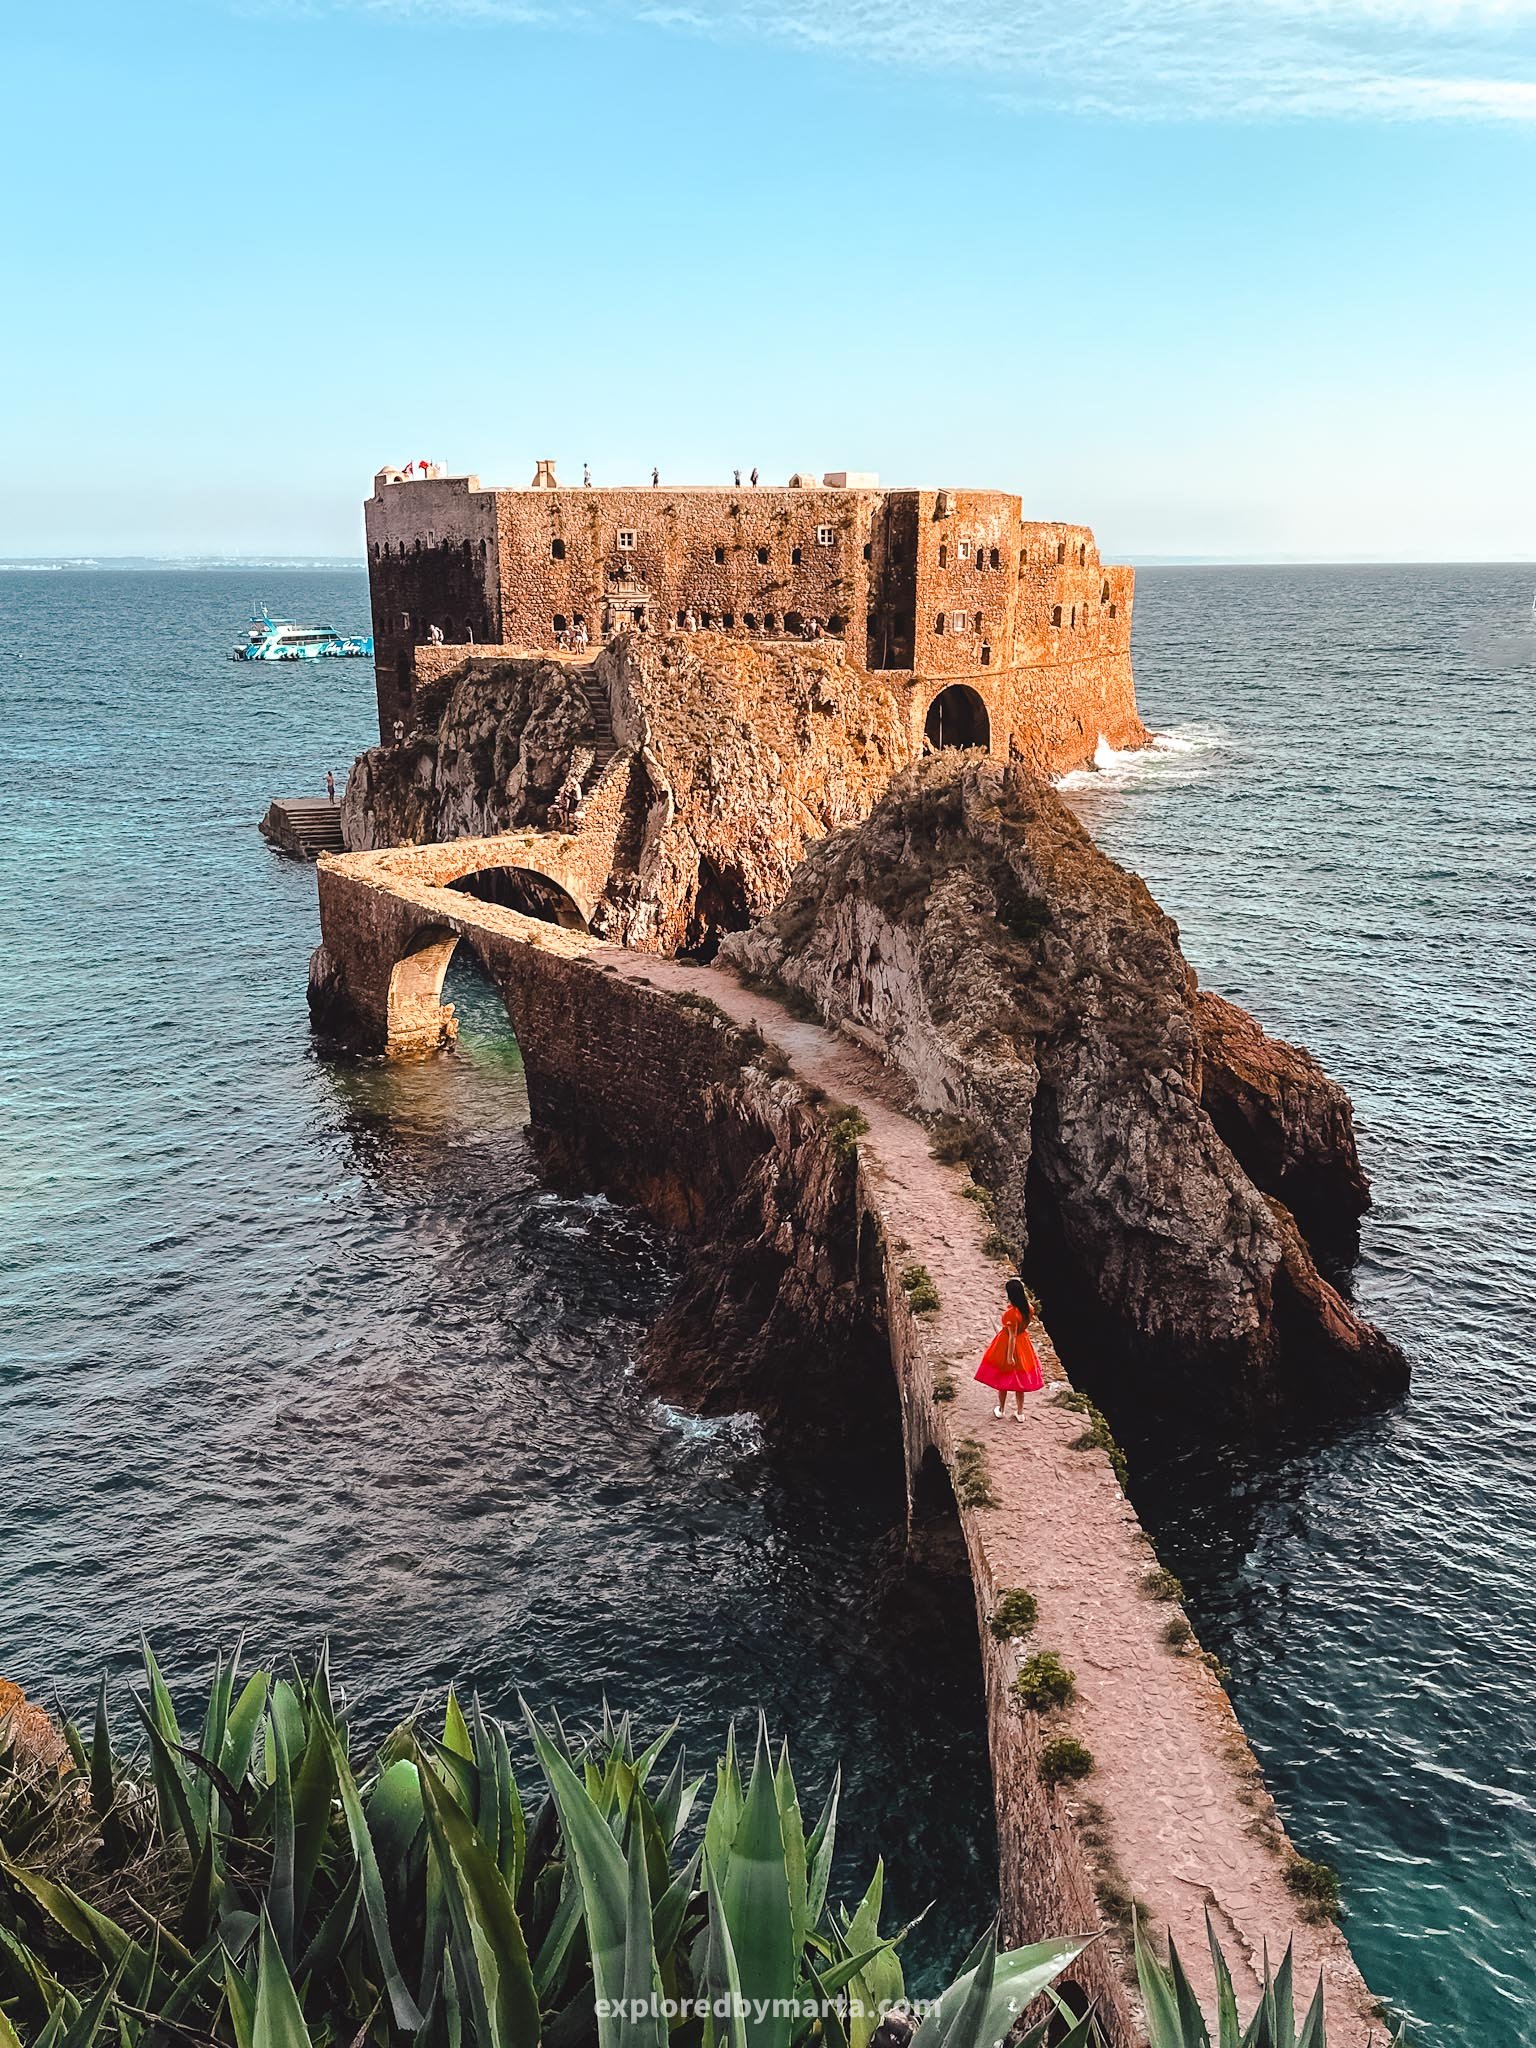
[447,867,589,930]
[924,685,990,752]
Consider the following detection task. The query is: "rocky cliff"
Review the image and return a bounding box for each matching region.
[723,759,1405,1428]
[341,634,912,954]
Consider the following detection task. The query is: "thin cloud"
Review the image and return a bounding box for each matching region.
[330,0,1536,119]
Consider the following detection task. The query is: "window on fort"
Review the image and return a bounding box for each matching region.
[981,644,992,665]
[763,613,778,632]
[400,612,412,632]
[1070,605,1078,627]
[828,613,845,635]
[938,544,948,568]
[951,611,971,634]
[1019,548,1028,569]
[1101,580,1111,602]
[863,543,872,560]
[791,547,802,565]
[745,613,759,629]
[1051,604,1062,627]
[973,611,983,633]
[958,540,971,561]
[785,610,804,634]
[816,525,835,545]
[756,546,770,564]
[553,614,568,634]
[617,529,637,551]
[1056,541,1066,564]
[989,547,1000,568]
[714,546,726,564]
[550,538,566,560]
[1109,603,1118,618]
[934,614,945,635]
[1079,543,1087,564]
[723,612,735,628]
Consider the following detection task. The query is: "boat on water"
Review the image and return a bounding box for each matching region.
[231,608,373,662]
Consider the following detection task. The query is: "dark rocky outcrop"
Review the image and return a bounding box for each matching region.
[1194,989,1370,1275]
[723,758,1406,1429]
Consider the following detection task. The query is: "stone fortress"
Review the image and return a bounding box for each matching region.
[364,461,1139,771]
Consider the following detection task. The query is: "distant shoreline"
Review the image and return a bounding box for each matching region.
[3,554,1532,573]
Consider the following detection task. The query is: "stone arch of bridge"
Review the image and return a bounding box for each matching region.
[447,865,591,931]
[924,683,991,752]
[386,924,465,1052]
[400,838,600,924]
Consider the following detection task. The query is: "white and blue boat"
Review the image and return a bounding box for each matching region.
[231,608,373,662]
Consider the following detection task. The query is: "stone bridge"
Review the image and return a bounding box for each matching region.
[308,839,1382,2047]
[309,830,609,1055]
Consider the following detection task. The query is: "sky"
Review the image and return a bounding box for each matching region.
[3,0,1534,561]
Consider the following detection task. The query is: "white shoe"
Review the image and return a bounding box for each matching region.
[1011,1409,1023,1421]
[993,1404,1005,1418]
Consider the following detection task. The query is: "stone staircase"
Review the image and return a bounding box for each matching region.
[260,798,345,859]
[577,672,618,776]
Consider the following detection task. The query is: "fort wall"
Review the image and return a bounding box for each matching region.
[362,472,1140,766]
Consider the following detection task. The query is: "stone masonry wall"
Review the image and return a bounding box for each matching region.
[362,474,1139,762]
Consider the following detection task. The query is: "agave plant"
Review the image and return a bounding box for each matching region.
[1132,1919,1404,2048]
[0,1645,1093,2048]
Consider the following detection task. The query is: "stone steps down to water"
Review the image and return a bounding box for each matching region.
[260,798,345,859]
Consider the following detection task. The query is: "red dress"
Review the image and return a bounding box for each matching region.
[975,1305,1043,1393]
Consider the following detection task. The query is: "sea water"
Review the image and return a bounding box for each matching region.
[2,565,1533,2035]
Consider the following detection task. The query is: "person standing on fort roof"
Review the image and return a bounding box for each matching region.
[734,468,741,487]
[976,1277,1044,1418]
[750,466,759,487]
[583,463,591,487]
[651,466,659,487]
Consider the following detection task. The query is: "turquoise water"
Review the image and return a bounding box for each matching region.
[3,564,1534,2038]
[1063,564,1536,2044]
[0,569,995,1985]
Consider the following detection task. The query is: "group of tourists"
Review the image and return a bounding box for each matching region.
[554,619,591,651]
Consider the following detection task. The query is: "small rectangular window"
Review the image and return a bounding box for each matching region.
[957,540,972,561]
[816,525,835,545]
[951,611,971,634]
[617,529,637,551]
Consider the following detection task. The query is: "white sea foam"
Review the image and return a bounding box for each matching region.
[647,1398,765,1455]
[1056,724,1227,791]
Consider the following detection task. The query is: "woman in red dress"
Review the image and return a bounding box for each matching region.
[975,1277,1044,1417]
